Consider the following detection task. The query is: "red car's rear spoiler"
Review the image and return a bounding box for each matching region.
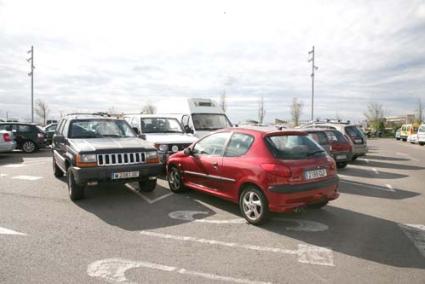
[264,130,308,137]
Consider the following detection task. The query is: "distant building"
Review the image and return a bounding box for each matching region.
[385,114,415,127]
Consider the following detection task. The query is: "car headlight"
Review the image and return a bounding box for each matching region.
[79,154,97,163]
[154,144,168,152]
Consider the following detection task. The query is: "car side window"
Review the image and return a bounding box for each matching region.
[193,132,230,156]
[224,133,254,157]
[18,125,31,132]
[0,124,11,131]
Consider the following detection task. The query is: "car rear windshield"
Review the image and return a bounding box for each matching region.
[307,132,328,145]
[325,130,347,143]
[345,126,364,138]
[69,119,136,138]
[265,134,326,160]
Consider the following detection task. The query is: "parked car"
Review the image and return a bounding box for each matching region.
[46,120,58,125]
[417,124,425,146]
[395,128,401,140]
[44,123,57,144]
[166,128,339,224]
[52,113,162,200]
[407,133,418,144]
[303,129,331,154]
[0,130,16,152]
[400,124,418,142]
[156,98,233,138]
[0,122,46,153]
[300,121,367,161]
[323,129,352,168]
[124,114,198,166]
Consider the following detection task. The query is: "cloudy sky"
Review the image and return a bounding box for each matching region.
[0,0,424,123]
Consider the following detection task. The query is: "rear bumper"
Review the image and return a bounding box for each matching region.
[70,163,162,186]
[352,144,367,157]
[266,176,339,213]
[331,151,352,162]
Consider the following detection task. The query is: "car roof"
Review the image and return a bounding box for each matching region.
[64,115,119,120]
[220,127,307,136]
[124,114,182,119]
[0,122,37,126]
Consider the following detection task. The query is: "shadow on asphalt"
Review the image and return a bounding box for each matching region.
[0,149,51,165]
[339,167,408,179]
[352,159,425,171]
[339,179,420,199]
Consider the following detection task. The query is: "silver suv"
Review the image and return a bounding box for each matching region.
[300,121,368,160]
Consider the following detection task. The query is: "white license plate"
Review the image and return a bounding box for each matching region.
[112,171,139,180]
[304,168,327,180]
[336,154,347,160]
[355,139,363,144]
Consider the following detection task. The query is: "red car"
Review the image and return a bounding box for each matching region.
[323,129,353,169]
[166,128,339,224]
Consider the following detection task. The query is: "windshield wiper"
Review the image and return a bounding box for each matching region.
[307,150,325,157]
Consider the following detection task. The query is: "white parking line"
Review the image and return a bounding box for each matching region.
[398,224,425,258]
[340,180,395,192]
[2,164,25,168]
[0,226,27,236]
[125,183,173,204]
[88,258,271,284]
[11,175,42,181]
[168,210,329,232]
[140,231,334,266]
[371,168,379,174]
[0,173,8,177]
[385,184,395,192]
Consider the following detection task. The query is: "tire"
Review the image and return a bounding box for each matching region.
[420,142,424,146]
[138,178,157,192]
[239,186,269,225]
[167,166,186,193]
[402,139,407,142]
[351,156,358,161]
[22,140,37,153]
[396,138,400,140]
[53,157,64,178]
[308,201,328,209]
[337,162,348,169]
[67,168,84,201]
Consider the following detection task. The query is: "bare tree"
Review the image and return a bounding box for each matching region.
[417,98,423,123]
[219,90,227,112]
[141,101,156,114]
[290,98,303,127]
[35,99,49,125]
[364,102,384,130]
[258,96,266,125]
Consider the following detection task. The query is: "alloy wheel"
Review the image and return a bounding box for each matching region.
[22,141,35,153]
[242,191,263,222]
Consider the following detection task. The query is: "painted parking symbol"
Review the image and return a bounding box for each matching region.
[88,258,272,284]
[0,226,27,236]
[168,210,328,232]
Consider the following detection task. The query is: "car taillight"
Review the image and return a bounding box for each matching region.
[37,132,45,139]
[3,133,11,142]
[261,163,292,178]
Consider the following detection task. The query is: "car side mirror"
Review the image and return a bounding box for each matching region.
[53,134,65,144]
[183,147,193,156]
[132,127,140,134]
[184,125,194,134]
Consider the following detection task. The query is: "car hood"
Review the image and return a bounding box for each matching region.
[144,133,198,144]
[68,137,155,152]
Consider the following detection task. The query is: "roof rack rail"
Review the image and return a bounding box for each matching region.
[65,112,111,117]
[308,119,351,124]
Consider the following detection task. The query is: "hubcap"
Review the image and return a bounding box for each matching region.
[23,141,35,152]
[242,191,262,221]
[169,169,180,189]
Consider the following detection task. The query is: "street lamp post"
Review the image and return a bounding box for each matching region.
[308,46,318,122]
[27,46,34,123]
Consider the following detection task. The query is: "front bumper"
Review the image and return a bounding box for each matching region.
[266,176,339,213]
[70,163,162,186]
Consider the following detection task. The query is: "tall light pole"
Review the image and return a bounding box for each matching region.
[308,46,318,121]
[27,46,34,123]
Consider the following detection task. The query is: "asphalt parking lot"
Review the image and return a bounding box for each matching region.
[1,139,424,283]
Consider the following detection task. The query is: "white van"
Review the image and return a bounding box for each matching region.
[417,124,425,146]
[156,98,233,138]
[124,114,198,164]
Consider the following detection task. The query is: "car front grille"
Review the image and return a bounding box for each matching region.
[97,152,146,166]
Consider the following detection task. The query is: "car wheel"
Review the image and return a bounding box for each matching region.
[67,168,84,201]
[308,201,328,209]
[239,186,269,225]
[351,156,358,161]
[22,140,37,153]
[167,166,186,193]
[53,157,64,178]
[337,162,348,169]
[420,142,424,146]
[396,138,400,140]
[138,178,157,192]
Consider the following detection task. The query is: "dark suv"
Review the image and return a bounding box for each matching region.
[0,122,46,153]
[52,114,162,200]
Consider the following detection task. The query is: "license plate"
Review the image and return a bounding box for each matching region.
[304,168,327,180]
[355,139,363,144]
[336,154,346,160]
[112,171,139,179]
